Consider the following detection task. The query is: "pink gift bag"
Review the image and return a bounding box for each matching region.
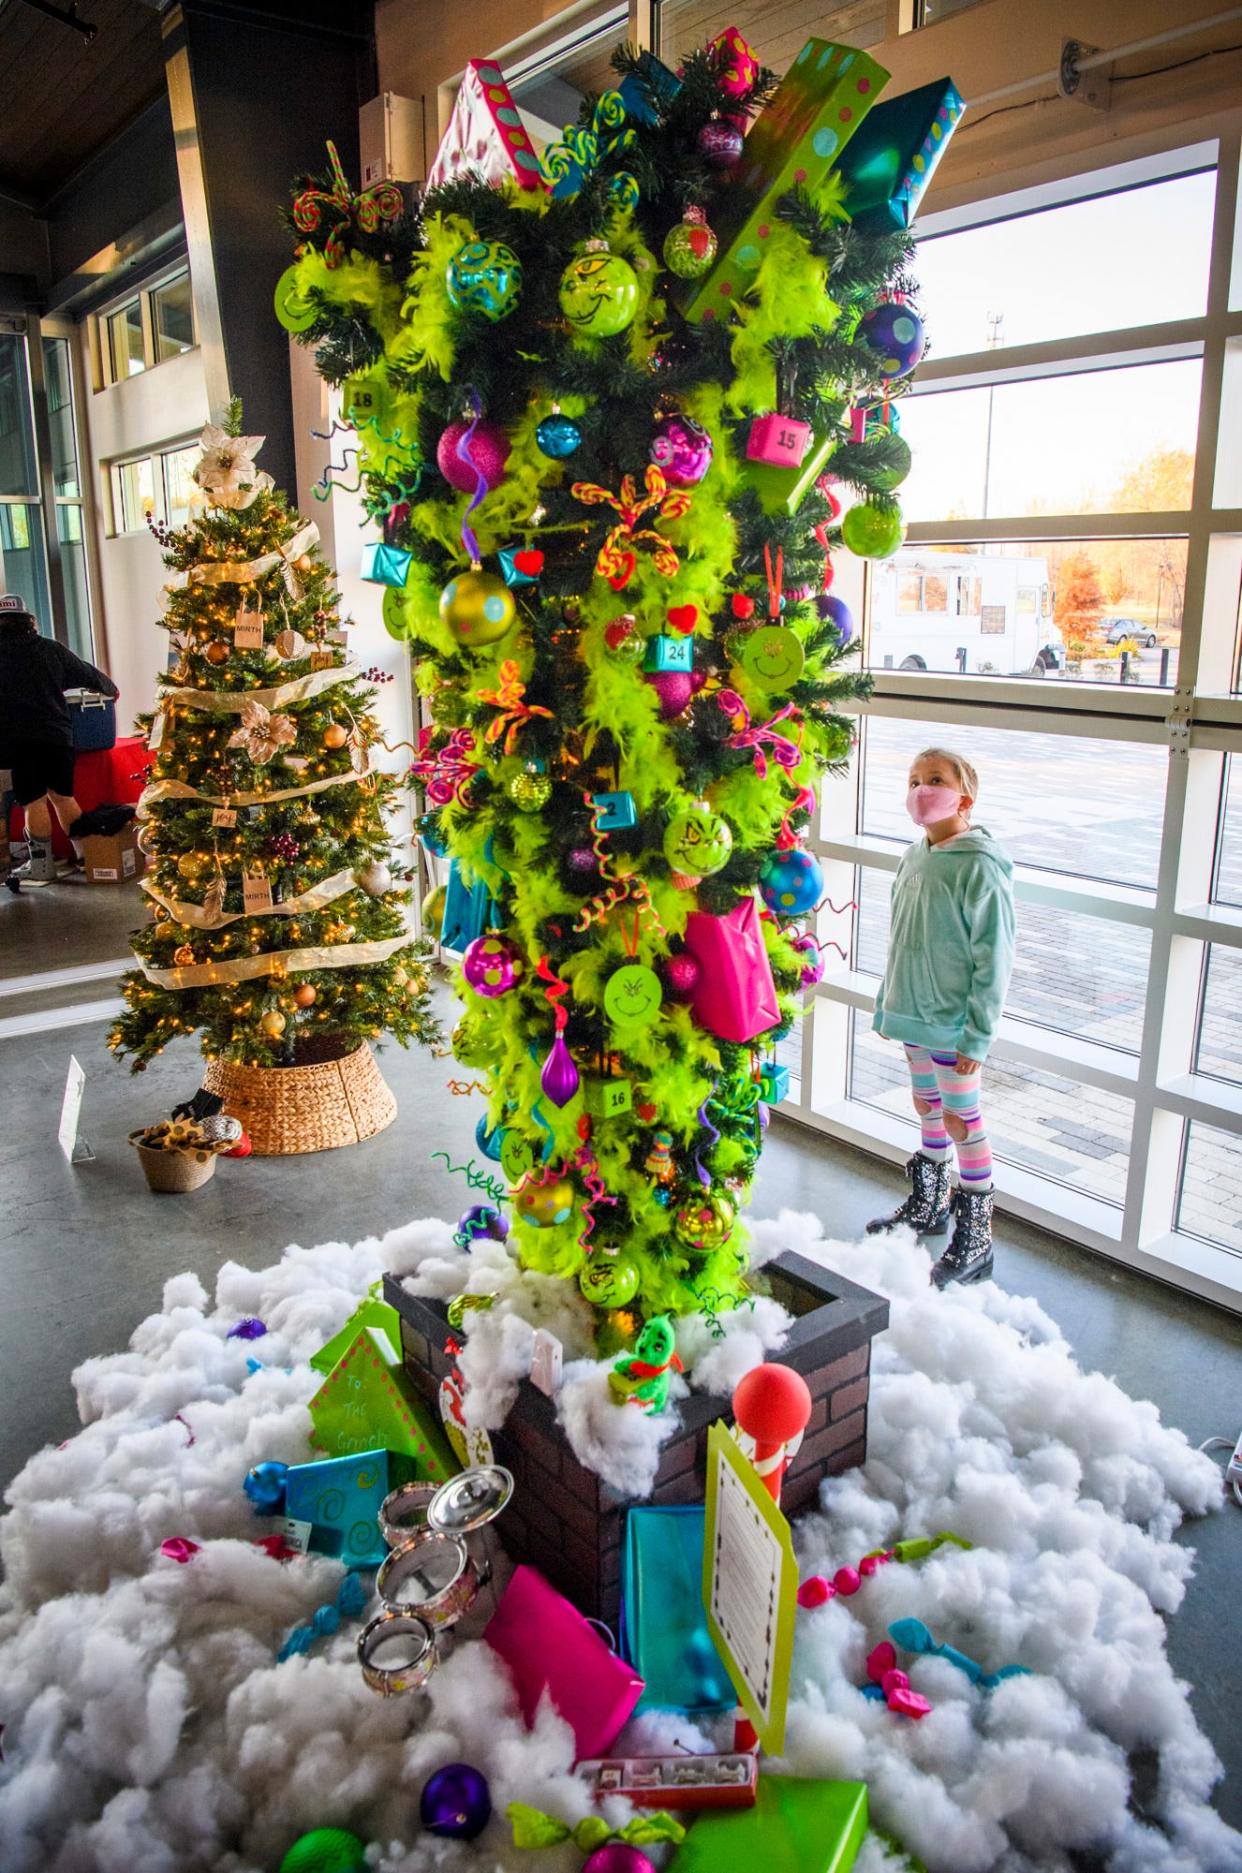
[684,898,780,1043]
[484,1565,645,1760]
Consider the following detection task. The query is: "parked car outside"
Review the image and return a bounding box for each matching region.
[1103,617,1158,647]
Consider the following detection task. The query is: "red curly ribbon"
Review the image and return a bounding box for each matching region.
[572,1142,617,1254]
[536,955,571,1032]
[478,660,554,756]
[571,465,692,588]
[763,543,784,620]
[777,784,818,851]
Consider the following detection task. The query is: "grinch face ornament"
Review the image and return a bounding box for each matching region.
[579,1253,641,1308]
[447,239,523,321]
[663,801,733,881]
[733,624,805,692]
[603,963,663,1028]
[558,243,640,338]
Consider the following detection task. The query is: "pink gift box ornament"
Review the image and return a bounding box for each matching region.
[746,414,813,469]
[683,898,780,1043]
[484,1564,645,1760]
[425,60,546,193]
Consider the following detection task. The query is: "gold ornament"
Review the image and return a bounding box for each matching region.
[260,1010,287,1039]
[293,982,317,1007]
[205,640,231,665]
[177,852,211,882]
[513,1176,575,1229]
[323,723,349,749]
[439,569,516,648]
[508,768,552,813]
[227,700,296,765]
[295,553,314,573]
[274,629,307,659]
[173,944,195,965]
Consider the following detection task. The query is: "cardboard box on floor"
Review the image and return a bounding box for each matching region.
[80,822,143,885]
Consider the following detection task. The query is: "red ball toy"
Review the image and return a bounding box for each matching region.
[733,1362,813,1446]
[226,1132,253,1159]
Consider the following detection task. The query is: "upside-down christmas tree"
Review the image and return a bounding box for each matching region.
[109,410,438,1077]
[279,37,959,1320]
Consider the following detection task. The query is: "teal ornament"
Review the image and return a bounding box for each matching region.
[618,52,682,126]
[476,1114,504,1160]
[360,541,411,588]
[446,239,522,320]
[536,414,582,459]
[609,172,641,210]
[592,790,637,830]
[604,963,663,1028]
[541,123,598,199]
[834,78,966,232]
[643,634,693,674]
[759,846,824,918]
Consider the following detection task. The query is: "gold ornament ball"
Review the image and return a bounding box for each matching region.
[205,640,231,665]
[293,982,317,1007]
[514,1177,575,1229]
[323,723,349,749]
[508,769,552,813]
[177,852,211,882]
[173,944,195,966]
[295,553,314,572]
[440,569,516,648]
[260,1010,287,1039]
[673,1189,738,1253]
[422,883,447,938]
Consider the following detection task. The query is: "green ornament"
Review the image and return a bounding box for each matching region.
[446,238,523,320]
[579,1252,641,1307]
[603,962,663,1028]
[673,1189,737,1253]
[341,374,391,432]
[612,629,645,664]
[732,625,806,692]
[842,501,906,560]
[509,769,552,812]
[662,207,718,280]
[871,435,912,492]
[663,800,733,880]
[279,1829,368,1873]
[500,1129,537,1182]
[273,265,318,333]
[451,1016,489,1066]
[558,243,640,337]
[381,587,414,643]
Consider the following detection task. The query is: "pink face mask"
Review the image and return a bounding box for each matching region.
[907,783,962,827]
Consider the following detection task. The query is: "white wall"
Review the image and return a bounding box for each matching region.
[80,336,211,727]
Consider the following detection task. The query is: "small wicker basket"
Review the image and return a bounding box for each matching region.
[202,1041,397,1156]
[130,1134,218,1193]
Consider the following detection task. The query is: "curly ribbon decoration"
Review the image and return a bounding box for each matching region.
[813,476,843,590]
[478,660,554,756]
[778,782,818,851]
[312,444,363,502]
[173,1413,196,1447]
[695,1093,721,1189]
[292,139,403,268]
[571,1141,617,1253]
[277,1570,369,1662]
[457,391,490,565]
[571,465,692,588]
[716,689,802,780]
[447,1078,491,1096]
[764,541,785,618]
[508,1803,685,1853]
[410,728,481,806]
[582,789,619,880]
[573,869,666,940]
[536,954,570,1033]
[431,1151,507,1205]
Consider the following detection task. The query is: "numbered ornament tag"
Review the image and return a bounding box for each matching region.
[732,624,806,692]
[603,962,664,1028]
[233,606,265,650]
[438,1373,495,1469]
[242,871,274,914]
[212,806,238,828]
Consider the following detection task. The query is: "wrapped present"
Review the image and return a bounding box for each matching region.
[283,1447,415,1566]
[584,1076,633,1118]
[679,40,890,324]
[618,49,682,125]
[486,1564,644,1758]
[310,1284,400,1374]
[592,790,638,830]
[441,856,501,953]
[683,899,780,1043]
[666,1775,868,1873]
[760,1062,791,1104]
[309,1327,458,1483]
[739,427,836,516]
[746,413,813,468]
[834,76,965,231]
[360,541,412,588]
[622,1506,733,1715]
[643,634,693,674]
[425,59,545,192]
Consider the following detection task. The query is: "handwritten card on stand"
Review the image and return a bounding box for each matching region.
[58,1054,94,1165]
[702,1420,797,1753]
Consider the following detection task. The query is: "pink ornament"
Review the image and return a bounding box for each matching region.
[710,24,759,100]
[462,933,523,997]
[792,930,826,988]
[832,1565,862,1596]
[664,953,701,999]
[436,419,510,493]
[746,412,813,468]
[649,413,713,488]
[161,1538,201,1564]
[582,1847,656,1873]
[541,1033,580,1108]
[683,898,780,1043]
[868,1641,898,1680]
[648,670,694,719]
[568,846,598,873]
[797,1575,834,1608]
[698,120,744,168]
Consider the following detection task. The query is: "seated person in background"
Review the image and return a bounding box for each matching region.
[0,592,119,880]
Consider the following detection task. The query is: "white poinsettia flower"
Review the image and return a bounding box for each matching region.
[194,424,271,509]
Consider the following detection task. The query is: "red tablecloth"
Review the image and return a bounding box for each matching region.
[7,735,150,854]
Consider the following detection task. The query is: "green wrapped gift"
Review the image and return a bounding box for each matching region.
[309,1285,401,1374]
[666,1775,868,1873]
[309,1326,458,1483]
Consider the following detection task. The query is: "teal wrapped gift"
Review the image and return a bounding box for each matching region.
[667,1775,869,1873]
[622,1505,733,1714]
[441,856,502,952]
[361,541,412,587]
[835,78,965,231]
[284,1447,416,1567]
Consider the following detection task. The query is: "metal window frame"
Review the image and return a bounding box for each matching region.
[94,258,197,389]
[776,125,1242,1314]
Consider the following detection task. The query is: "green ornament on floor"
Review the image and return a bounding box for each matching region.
[279,1827,368,1873]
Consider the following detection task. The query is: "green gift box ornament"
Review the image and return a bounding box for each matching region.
[309,1326,459,1483]
[361,541,412,588]
[309,1283,401,1374]
[667,1775,869,1873]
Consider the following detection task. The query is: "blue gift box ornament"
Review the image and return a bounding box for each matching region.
[834,77,965,232]
[618,50,682,125]
[498,546,540,588]
[361,540,412,588]
[643,634,693,674]
[760,1061,791,1105]
[592,790,638,831]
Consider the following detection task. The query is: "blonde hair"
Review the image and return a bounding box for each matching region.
[913,746,979,801]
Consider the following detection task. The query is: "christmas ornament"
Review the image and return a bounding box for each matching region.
[579,1253,641,1308]
[791,930,827,987]
[436,419,510,493]
[612,630,645,664]
[582,1846,657,1873]
[673,1190,737,1253]
[422,883,447,938]
[293,982,317,1007]
[418,811,448,856]
[711,23,759,98]
[497,546,544,587]
[558,241,640,338]
[227,700,297,765]
[698,121,744,167]
[278,1826,368,1873]
[662,206,717,278]
[759,846,823,916]
[536,413,582,458]
[643,633,693,674]
[731,624,805,691]
[514,1176,575,1228]
[644,1129,675,1181]
[591,790,637,830]
[356,860,392,895]
[663,802,733,882]
[604,963,663,1028]
[244,1460,289,1511]
[268,831,301,861]
[859,301,925,377]
[440,569,516,647]
[508,768,552,812]
[446,239,522,320]
[177,852,211,881]
[205,640,230,665]
[760,1061,791,1103]
[649,413,713,487]
[841,502,905,559]
[683,900,780,1043]
[174,944,195,966]
[584,1076,632,1118]
[540,1033,580,1107]
[261,1011,287,1039]
[648,670,694,719]
[664,953,700,999]
[420,1762,492,1840]
[816,592,854,641]
[458,1203,509,1243]
[567,845,598,873]
[609,1315,682,1411]
[571,464,690,588]
[291,137,403,268]
[425,57,545,192]
[747,413,812,468]
[500,1130,536,1182]
[323,724,349,749]
[462,933,523,997]
[272,265,319,334]
[360,541,412,587]
[834,78,965,231]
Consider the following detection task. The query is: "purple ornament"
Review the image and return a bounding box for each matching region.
[859,300,925,378]
[436,420,509,493]
[420,1762,492,1840]
[541,1032,580,1108]
[567,845,598,873]
[649,413,713,488]
[792,930,826,987]
[815,592,855,644]
[458,1203,509,1242]
[462,933,523,998]
[227,1317,267,1341]
[664,952,701,999]
[698,120,744,168]
[582,1848,656,1873]
[647,670,694,719]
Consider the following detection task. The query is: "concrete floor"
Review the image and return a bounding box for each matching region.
[1,1002,1239,1837]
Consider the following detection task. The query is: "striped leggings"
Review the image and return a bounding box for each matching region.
[903,1044,993,1190]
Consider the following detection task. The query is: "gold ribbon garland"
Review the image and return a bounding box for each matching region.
[137,930,415,990]
[138,763,373,815]
[184,521,320,599]
[158,660,360,716]
[142,866,362,931]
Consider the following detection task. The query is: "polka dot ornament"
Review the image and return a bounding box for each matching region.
[758,846,824,918]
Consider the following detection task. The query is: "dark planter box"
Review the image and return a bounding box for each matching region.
[384,1253,889,1625]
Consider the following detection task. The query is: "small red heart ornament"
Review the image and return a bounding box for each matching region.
[731,593,756,619]
[667,604,698,635]
[513,549,544,576]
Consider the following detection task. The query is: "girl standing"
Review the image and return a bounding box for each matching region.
[868,747,1015,1287]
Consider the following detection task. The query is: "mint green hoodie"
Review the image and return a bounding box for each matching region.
[873,826,1015,1061]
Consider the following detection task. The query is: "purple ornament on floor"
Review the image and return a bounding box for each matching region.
[420,1762,492,1840]
[582,1848,656,1873]
[227,1317,267,1341]
[815,592,855,643]
[649,413,714,488]
[458,1203,509,1242]
[436,419,509,493]
[647,670,694,719]
[698,120,744,168]
[541,1033,580,1108]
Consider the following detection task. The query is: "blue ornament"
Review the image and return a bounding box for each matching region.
[446,239,522,321]
[244,1460,289,1515]
[859,301,925,379]
[536,414,582,459]
[475,1114,505,1161]
[497,546,542,588]
[418,811,448,857]
[759,847,824,918]
[227,1316,267,1341]
[815,593,855,644]
[420,1762,491,1840]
